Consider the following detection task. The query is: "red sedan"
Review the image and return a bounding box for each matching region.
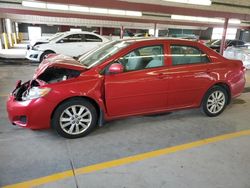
[6,38,246,138]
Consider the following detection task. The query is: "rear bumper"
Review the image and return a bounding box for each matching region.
[6,95,56,130]
[231,72,246,99]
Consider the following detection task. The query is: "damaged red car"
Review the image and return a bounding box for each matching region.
[6,38,246,138]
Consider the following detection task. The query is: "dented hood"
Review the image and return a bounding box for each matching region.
[33,54,86,79]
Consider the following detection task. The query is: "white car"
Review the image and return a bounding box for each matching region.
[26,31,109,62]
[223,45,250,69]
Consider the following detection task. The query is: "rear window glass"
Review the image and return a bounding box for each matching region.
[170,45,210,65]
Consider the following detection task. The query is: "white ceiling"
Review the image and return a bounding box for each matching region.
[121,0,250,15]
[0,0,249,29]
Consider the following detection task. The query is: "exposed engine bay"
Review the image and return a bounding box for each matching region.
[37,67,81,83]
[13,67,81,101]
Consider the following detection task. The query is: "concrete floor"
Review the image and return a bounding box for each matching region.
[0,63,250,187]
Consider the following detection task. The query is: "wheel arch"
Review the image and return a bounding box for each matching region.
[214,82,231,104]
[40,49,56,62]
[50,96,102,126]
[201,82,231,106]
[43,49,56,54]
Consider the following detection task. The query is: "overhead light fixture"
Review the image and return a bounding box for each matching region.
[22,1,142,17]
[229,19,241,24]
[126,11,142,16]
[69,5,89,12]
[89,8,108,14]
[108,9,126,15]
[172,15,223,23]
[47,3,68,10]
[22,1,46,8]
[162,0,211,6]
[171,15,241,24]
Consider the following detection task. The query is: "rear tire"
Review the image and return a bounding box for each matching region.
[202,86,228,117]
[52,99,97,139]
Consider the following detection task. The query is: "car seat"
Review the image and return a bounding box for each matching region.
[125,51,142,71]
[146,48,163,68]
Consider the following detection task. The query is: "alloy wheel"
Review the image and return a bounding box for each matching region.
[206,90,226,114]
[59,105,92,135]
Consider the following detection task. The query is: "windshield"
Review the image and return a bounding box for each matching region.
[78,40,130,68]
[49,33,63,42]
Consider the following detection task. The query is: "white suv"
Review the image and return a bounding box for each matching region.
[26,31,109,62]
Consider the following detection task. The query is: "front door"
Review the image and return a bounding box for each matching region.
[105,44,169,117]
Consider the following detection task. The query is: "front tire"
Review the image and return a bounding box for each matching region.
[202,86,228,117]
[40,51,54,63]
[52,99,97,138]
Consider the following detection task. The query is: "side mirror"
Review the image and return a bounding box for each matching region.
[109,63,124,74]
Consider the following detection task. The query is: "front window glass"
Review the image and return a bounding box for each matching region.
[119,45,164,72]
[170,45,210,65]
[78,41,130,68]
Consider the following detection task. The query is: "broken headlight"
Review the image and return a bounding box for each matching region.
[22,87,51,101]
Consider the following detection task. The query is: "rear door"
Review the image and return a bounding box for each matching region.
[167,42,213,108]
[81,34,104,53]
[104,42,169,117]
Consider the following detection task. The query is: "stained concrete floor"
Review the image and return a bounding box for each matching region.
[0,63,250,187]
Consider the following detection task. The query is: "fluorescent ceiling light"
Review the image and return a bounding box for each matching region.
[171,15,224,23]
[163,0,211,6]
[22,2,142,17]
[47,3,68,10]
[22,1,46,8]
[108,9,126,15]
[69,5,89,12]
[126,11,142,16]
[229,19,241,24]
[171,15,241,24]
[89,8,108,14]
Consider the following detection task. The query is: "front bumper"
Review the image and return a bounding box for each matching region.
[243,60,250,69]
[26,49,43,62]
[6,95,56,130]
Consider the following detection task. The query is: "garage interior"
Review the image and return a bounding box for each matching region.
[0,0,250,187]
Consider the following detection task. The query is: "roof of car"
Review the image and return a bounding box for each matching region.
[116,37,196,43]
[61,31,100,35]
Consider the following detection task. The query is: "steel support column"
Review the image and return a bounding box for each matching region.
[0,19,3,49]
[154,23,157,37]
[1,18,9,49]
[220,18,229,55]
[120,26,124,39]
[100,27,103,36]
